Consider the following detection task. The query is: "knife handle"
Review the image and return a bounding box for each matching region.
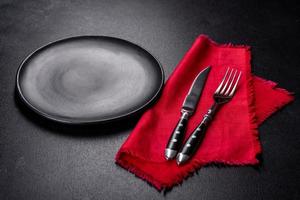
[165,111,189,160]
[177,103,218,165]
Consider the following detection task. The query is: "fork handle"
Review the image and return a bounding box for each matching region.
[177,103,219,165]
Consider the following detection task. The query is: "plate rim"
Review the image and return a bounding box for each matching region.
[16,35,165,124]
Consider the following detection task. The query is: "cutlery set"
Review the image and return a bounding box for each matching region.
[165,67,242,165]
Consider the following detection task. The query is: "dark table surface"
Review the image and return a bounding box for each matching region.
[1,0,300,199]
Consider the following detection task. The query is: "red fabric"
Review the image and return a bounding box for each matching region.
[115,35,294,190]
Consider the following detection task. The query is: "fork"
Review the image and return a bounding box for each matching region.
[176,67,242,165]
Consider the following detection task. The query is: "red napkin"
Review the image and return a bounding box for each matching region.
[115,35,294,190]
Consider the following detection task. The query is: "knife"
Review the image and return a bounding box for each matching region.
[165,66,211,160]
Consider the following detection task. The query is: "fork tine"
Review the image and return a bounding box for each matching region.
[224,69,238,96]
[215,67,230,95]
[220,68,234,95]
[229,71,242,97]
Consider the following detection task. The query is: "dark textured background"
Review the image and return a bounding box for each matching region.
[0,0,299,199]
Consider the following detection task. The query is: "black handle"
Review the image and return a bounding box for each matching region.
[177,103,218,165]
[165,111,189,160]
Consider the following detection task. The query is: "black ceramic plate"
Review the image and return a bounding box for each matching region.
[16,36,164,124]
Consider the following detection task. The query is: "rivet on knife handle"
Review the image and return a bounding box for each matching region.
[165,111,189,160]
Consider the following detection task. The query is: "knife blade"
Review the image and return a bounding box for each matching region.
[165,66,211,160]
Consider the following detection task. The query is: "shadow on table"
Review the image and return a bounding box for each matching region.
[14,89,144,138]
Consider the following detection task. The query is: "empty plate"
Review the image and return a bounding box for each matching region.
[16,36,164,124]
